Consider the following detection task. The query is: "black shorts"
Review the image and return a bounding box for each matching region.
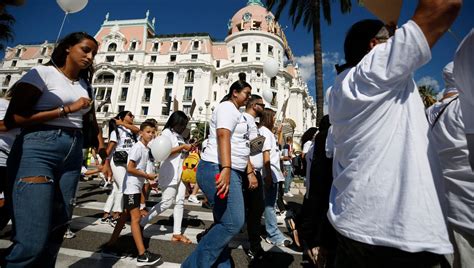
[123,193,140,211]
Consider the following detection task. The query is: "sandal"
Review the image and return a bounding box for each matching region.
[171,234,192,244]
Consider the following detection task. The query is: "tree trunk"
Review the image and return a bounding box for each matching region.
[312,0,324,127]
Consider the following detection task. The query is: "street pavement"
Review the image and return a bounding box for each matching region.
[0,178,307,267]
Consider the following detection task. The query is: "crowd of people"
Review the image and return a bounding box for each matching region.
[0,0,473,267]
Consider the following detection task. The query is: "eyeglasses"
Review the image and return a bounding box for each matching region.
[255,103,265,108]
[128,113,134,118]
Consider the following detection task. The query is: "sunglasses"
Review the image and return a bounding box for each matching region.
[128,113,135,118]
[255,103,265,108]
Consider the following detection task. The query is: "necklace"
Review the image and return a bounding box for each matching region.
[51,61,79,84]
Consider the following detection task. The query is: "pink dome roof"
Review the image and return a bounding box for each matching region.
[228,1,277,36]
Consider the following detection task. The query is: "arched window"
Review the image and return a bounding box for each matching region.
[3,75,11,87]
[123,72,131,83]
[166,72,174,84]
[108,43,117,52]
[185,70,194,83]
[94,72,115,85]
[145,72,153,85]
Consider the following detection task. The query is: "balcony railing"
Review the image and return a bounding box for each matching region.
[93,78,114,85]
[142,96,151,102]
[182,95,192,102]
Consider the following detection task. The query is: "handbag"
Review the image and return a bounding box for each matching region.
[249,135,265,156]
[82,84,100,149]
[113,150,128,165]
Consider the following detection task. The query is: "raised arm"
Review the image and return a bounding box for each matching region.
[412,0,462,48]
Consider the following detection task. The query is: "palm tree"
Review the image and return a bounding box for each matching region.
[0,11,15,51]
[265,0,354,126]
[418,85,437,108]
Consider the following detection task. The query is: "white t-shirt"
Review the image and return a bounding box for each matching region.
[110,126,136,154]
[18,65,91,128]
[260,126,284,183]
[302,140,312,154]
[0,99,20,166]
[123,141,150,195]
[244,112,263,171]
[201,101,250,171]
[158,128,185,187]
[327,20,452,254]
[427,95,474,235]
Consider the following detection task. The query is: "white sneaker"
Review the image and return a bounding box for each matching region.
[284,192,294,197]
[188,195,200,204]
[64,228,76,239]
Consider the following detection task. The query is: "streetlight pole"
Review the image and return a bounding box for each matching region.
[204,100,210,139]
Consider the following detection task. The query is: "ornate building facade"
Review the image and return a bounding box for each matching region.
[0,0,316,138]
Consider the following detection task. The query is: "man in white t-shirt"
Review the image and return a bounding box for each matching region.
[327,0,461,266]
[428,62,474,267]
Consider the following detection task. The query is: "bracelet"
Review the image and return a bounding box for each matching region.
[247,170,254,175]
[221,166,231,170]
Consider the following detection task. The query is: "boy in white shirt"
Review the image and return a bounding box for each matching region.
[102,121,161,266]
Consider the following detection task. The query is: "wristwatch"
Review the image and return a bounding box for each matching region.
[59,106,68,118]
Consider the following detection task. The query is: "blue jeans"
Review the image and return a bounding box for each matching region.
[263,181,286,244]
[5,128,83,268]
[283,164,293,193]
[182,160,245,268]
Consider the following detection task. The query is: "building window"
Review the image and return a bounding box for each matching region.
[118,105,125,113]
[242,43,248,53]
[123,72,131,83]
[41,47,47,55]
[256,43,261,53]
[170,55,176,62]
[108,43,117,52]
[257,72,261,77]
[185,70,194,83]
[213,91,217,101]
[141,106,149,116]
[192,41,199,50]
[152,42,159,52]
[150,55,157,63]
[183,105,191,115]
[214,76,218,83]
[216,60,220,68]
[11,60,17,67]
[120,87,128,101]
[241,57,248,62]
[162,88,172,115]
[183,86,193,101]
[106,56,114,62]
[145,72,153,85]
[37,59,43,64]
[128,54,134,61]
[130,41,137,51]
[191,54,198,60]
[143,88,151,102]
[268,45,274,56]
[15,49,21,57]
[270,77,276,88]
[95,87,112,101]
[232,46,235,54]
[257,88,260,93]
[172,41,178,51]
[256,57,260,61]
[165,72,174,84]
[94,73,115,84]
[3,75,11,87]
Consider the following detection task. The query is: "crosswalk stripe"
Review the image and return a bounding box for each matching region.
[0,239,181,268]
[69,215,301,255]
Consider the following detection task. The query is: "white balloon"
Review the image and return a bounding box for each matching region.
[263,58,279,77]
[56,0,88,14]
[262,88,274,103]
[150,135,173,162]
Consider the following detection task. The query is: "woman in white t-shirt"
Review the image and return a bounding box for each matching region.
[101,110,139,225]
[183,80,254,267]
[259,108,293,247]
[140,111,195,244]
[3,32,100,266]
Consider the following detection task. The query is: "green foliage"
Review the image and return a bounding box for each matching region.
[418,85,437,108]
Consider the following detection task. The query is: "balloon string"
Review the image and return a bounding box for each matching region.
[55,12,69,45]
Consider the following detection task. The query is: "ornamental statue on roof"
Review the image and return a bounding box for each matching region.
[247,0,264,7]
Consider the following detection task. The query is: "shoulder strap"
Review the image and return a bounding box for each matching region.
[431,96,459,129]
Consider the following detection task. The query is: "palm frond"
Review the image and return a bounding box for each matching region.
[322,0,332,24]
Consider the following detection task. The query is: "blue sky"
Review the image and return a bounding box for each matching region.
[3,0,473,100]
